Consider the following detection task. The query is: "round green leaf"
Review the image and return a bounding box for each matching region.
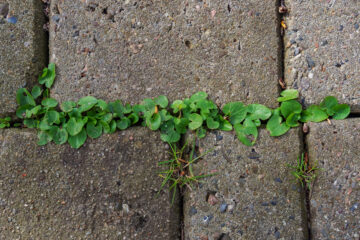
[285,113,301,127]
[68,128,87,149]
[146,113,161,130]
[246,104,272,121]
[116,118,131,130]
[266,109,290,136]
[66,117,87,136]
[188,113,203,130]
[280,100,302,118]
[31,85,42,99]
[42,98,58,108]
[190,91,208,102]
[53,128,68,144]
[160,129,180,143]
[332,104,350,120]
[155,95,169,108]
[171,100,187,113]
[319,96,338,116]
[277,89,299,102]
[86,122,103,139]
[300,105,328,123]
[45,110,60,125]
[206,117,220,129]
[38,63,56,88]
[16,88,36,107]
[78,96,98,112]
[37,131,52,146]
[61,101,76,113]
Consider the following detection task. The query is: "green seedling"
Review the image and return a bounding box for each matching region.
[158,140,214,204]
[1,63,351,149]
[287,153,321,190]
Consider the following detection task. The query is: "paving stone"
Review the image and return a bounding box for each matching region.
[184,128,308,240]
[284,1,360,113]
[49,0,280,107]
[306,119,360,240]
[0,0,47,116]
[0,128,180,239]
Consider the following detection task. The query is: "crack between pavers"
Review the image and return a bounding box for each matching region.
[278,1,311,239]
[178,134,186,240]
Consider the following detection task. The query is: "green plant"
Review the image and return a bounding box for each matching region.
[0,63,350,199]
[158,140,214,203]
[1,63,350,148]
[287,153,321,190]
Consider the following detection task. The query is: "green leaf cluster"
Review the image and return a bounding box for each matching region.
[2,63,350,149]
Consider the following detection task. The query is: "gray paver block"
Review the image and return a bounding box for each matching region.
[0,0,47,116]
[184,128,308,240]
[0,128,180,240]
[50,0,280,107]
[284,1,360,113]
[307,120,360,240]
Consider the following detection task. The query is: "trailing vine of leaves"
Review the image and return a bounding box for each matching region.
[0,63,351,149]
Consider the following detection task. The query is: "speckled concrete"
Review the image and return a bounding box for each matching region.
[307,120,360,240]
[49,0,280,107]
[284,0,360,112]
[0,0,47,116]
[184,128,308,240]
[0,128,180,239]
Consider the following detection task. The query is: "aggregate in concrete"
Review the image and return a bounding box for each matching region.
[0,128,180,240]
[284,0,360,113]
[49,0,280,107]
[184,128,308,240]
[307,120,360,240]
[0,0,47,116]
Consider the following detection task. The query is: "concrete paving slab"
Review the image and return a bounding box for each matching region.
[49,0,280,107]
[307,120,360,240]
[184,128,308,240]
[0,0,47,116]
[284,0,360,113]
[0,128,180,239]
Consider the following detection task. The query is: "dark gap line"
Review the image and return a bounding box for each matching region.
[278,0,311,239]
[301,125,312,240]
[178,134,186,240]
[348,113,360,118]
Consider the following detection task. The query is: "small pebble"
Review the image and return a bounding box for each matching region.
[306,55,315,69]
[216,134,223,141]
[350,203,358,212]
[207,194,219,206]
[189,206,197,216]
[274,177,283,183]
[270,200,277,206]
[294,47,300,56]
[338,25,344,31]
[335,62,341,68]
[320,40,328,46]
[261,202,269,206]
[6,16,17,24]
[354,23,359,30]
[203,215,213,223]
[220,203,227,213]
[290,39,296,45]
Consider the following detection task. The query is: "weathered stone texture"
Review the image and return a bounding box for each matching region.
[307,120,360,240]
[284,0,360,112]
[184,128,308,240]
[0,128,180,239]
[0,0,47,116]
[50,0,280,107]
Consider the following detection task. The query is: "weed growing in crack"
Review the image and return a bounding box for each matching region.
[287,153,321,190]
[158,140,214,204]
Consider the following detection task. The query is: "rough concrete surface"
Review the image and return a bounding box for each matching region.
[307,120,360,240]
[184,128,308,240]
[0,0,47,116]
[49,0,280,107]
[0,128,180,240]
[284,0,360,112]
